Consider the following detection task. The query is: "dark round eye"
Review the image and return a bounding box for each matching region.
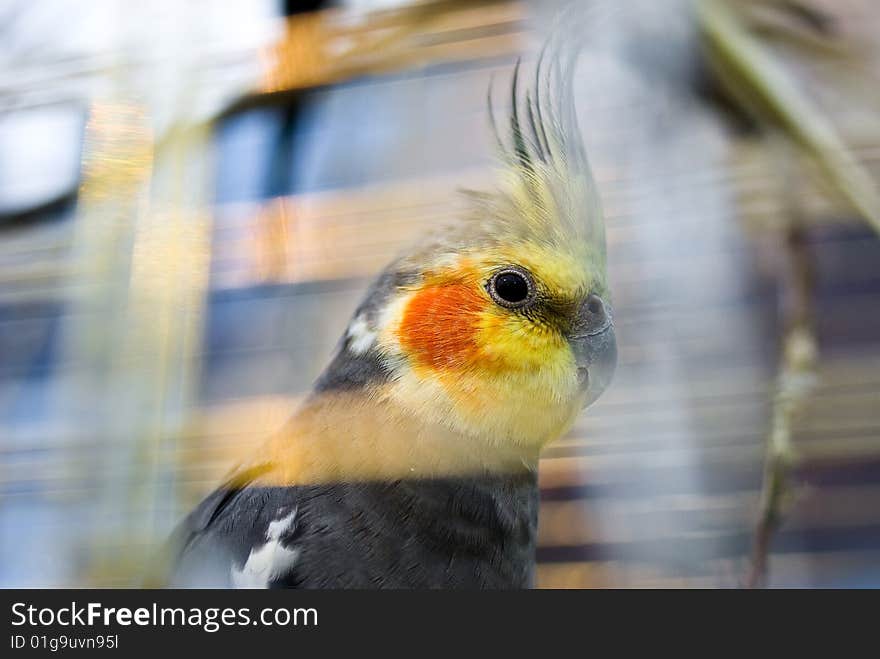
[488,267,535,308]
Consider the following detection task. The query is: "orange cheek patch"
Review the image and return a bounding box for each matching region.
[398,282,487,370]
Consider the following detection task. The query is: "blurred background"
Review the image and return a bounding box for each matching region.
[2,0,880,588]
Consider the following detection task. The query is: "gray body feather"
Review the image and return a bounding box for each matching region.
[172,473,539,588]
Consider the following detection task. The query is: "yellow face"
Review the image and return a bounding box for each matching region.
[376,241,614,448]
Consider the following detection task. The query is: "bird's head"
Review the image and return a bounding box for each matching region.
[314,50,615,455]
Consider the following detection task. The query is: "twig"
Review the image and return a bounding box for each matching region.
[745,222,818,588]
[697,0,880,236]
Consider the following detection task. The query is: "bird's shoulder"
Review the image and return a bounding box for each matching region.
[170,465,311,587]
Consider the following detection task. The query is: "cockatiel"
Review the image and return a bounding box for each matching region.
[169,43,616,589]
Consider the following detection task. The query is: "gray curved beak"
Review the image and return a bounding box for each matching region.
[568,294,617,408]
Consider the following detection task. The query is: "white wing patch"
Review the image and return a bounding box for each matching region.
[231,509,300,589]
[346,314,377,355]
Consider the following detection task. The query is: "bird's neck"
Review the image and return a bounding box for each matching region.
[242,389,540,488]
